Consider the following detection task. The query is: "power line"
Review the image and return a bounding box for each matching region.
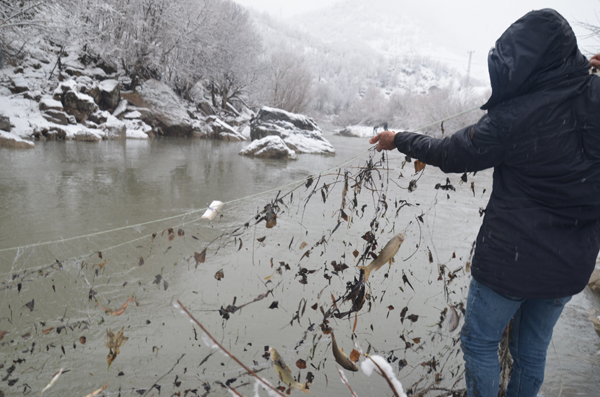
[466,51,474,87]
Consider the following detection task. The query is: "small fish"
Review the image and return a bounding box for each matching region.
[331,331,358,372]
[40,368,63,395]
[102,296,133,316]
[83,384,108,397]
[358,233,405,281]
[269,347,311,394]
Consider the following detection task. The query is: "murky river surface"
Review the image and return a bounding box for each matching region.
[0,133,598,396]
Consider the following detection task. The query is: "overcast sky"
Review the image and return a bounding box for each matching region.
[234,0,599,80]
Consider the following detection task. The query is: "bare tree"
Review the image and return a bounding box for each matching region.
[204,0,261,111]
[265,50,313,113]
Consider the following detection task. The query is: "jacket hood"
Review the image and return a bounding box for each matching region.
[481,8,589,110]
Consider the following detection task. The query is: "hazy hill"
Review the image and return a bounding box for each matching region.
[249,2,488,127]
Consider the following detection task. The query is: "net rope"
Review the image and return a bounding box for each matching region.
[0,105,485,397]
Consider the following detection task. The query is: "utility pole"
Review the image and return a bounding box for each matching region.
[466,51,474,88]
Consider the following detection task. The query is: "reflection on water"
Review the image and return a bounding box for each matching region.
[0,134,598,396]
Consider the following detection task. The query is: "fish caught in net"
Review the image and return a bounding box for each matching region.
[0,147,493,396]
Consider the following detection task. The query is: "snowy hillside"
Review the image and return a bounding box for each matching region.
[290,0,489,82]
[248,2,488,129]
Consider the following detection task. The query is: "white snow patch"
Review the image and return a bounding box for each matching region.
[240,125,251,138]
[0,86,12,96]
[98,79,119,93]
[72,91,96,105]
[124,111,142,119]
[54,80,77,96]
[262,106,311,125]
[39,96,63,110]
[112,100,128,117]
[283,131,334,154]
[0,95,56,138]
[124,119,152,134]
[126,129,149,139]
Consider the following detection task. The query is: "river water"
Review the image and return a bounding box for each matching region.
[0,133,598,396]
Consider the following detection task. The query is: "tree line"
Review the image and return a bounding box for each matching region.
[6,1,595,131]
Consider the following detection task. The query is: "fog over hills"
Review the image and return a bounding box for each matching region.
[289,0,486,82]
[248,0,489,127]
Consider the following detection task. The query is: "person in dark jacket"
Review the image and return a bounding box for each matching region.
[371,9,600,397]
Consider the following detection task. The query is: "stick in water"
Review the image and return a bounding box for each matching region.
[175,300,286,397]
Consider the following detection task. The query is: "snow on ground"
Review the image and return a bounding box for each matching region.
[240,124,251,139]
[0,95,51,139]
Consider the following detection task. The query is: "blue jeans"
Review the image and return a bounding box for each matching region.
[460,278,571,397]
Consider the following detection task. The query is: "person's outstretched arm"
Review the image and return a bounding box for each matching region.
[370,115,506,173]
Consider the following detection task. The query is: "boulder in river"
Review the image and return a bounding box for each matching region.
[127,79,193,137]
[250,106,334,155]
[239,135,298,160]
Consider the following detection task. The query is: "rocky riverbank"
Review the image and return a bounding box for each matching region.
[0,44,335,157]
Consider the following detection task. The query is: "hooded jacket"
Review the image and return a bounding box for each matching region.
[394,9,600,299]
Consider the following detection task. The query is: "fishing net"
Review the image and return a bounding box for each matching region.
[0,142,493,396]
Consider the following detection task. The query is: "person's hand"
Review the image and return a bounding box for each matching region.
[369,130,397,152]
[590,54,600,69]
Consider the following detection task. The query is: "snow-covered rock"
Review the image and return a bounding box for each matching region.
[197,100,216,116]
[133,79,193,137]
[63,90,97,122]
[126,129,149,139]
[10,75,29,93]
[96,57,118,75]
[97,79,120,111]
[0,130,34,148]
[207,117,246,141]
[250,107,335,155]
[239,136,298,160]
[41,109,71,125]
[190,119,212,138]
[124,111,142,119]
[74,128,105,142]
[338,125,376,138]
[124,119,152,139]
[39,96,63,112]
[112,99,128,117]
[103,114,127,139]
